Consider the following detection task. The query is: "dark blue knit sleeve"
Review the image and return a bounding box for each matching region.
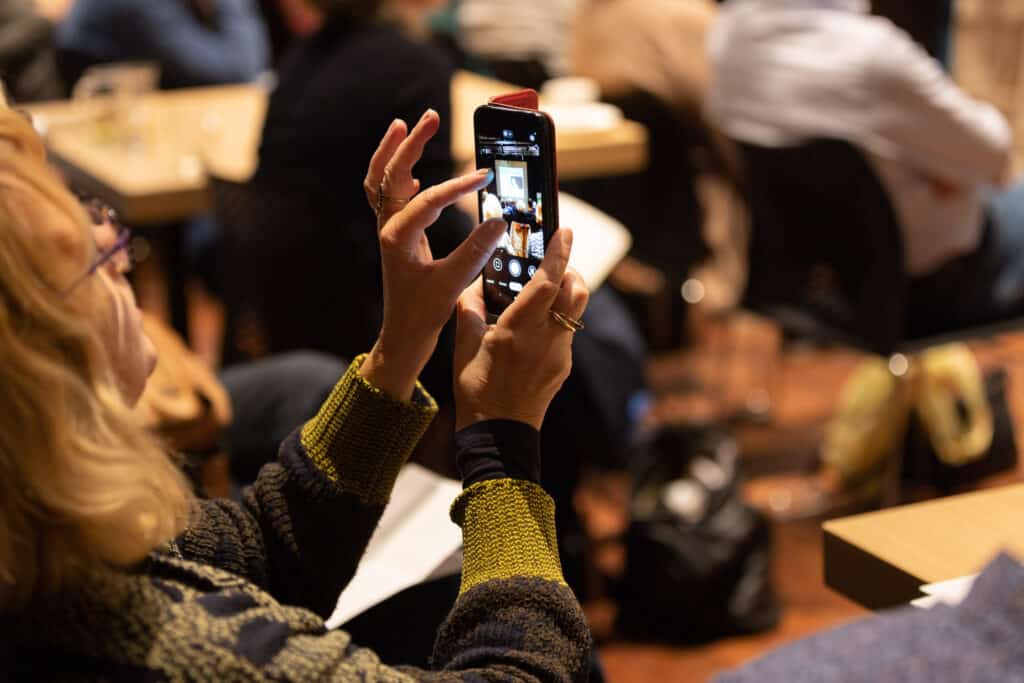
[454,420,541,488]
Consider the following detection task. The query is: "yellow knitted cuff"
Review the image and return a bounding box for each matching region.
[450,479,566,595]
[301,354,438,504]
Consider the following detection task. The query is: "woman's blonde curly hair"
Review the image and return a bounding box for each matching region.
[0,107,193,613]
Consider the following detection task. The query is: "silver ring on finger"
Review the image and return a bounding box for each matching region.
[374,178,411,217]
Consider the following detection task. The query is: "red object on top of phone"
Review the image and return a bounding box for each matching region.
[489,89,540,111]
[475,90,559,321]
[486,89,557,188]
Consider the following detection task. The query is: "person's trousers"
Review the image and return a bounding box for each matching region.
[909,182,1024,336]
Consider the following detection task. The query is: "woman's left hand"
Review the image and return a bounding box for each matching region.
[359,110,506,401]
[453,229,588,430]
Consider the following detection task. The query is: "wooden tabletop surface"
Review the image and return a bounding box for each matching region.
[823,483,1024,609]
[26,72,649,225]
[449,71,649,182]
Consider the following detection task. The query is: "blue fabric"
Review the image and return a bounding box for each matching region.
[56,0,268,88]
[983,182,1024,313]
[936,0,954,68]
[221,351,347,486]
[719,553,1024,682]
[908,182,1024,335]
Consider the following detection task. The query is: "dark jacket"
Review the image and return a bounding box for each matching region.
[2,356,591,681]
[250,16,471,397]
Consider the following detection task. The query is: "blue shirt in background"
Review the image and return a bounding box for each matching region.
[57,0,269,89]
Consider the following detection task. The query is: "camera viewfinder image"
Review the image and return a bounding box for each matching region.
[479,130,546,313]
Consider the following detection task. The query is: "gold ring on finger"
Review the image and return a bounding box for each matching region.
[550,310,585,333]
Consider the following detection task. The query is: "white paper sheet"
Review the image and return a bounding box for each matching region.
[560,192,632,291]
[324,464,463,629]
[910,574,979,609]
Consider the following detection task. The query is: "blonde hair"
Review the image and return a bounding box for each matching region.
[0,108,193,613]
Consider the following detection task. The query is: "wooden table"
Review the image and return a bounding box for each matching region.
[27,84,265,225]
[823,484,1024,609]
[26,72,648,225]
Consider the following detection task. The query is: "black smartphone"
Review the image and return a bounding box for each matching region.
[474,102,559,322]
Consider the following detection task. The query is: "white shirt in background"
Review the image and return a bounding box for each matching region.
[707,0,1013,275]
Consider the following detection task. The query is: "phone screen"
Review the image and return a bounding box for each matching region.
[475,104,558,320]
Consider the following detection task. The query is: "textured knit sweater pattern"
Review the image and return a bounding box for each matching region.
[2,356,592,681]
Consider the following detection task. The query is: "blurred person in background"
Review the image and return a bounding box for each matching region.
[257,0,459,235]
[456,0,579,90]
[253,0,471,397]
[257,0,324,64]
[56,0,271,362]
[573,0,716,124]
[56,0,270,90]
[709,0,1024,335]
[570,0,749,313]
[0,101,595,681]
[0,0,69,102]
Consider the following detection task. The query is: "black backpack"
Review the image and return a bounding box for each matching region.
[616,425,780,642]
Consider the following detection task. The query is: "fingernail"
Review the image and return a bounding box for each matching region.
[422,109,436,121]
[562,228,574,248]
[484,217,506,231]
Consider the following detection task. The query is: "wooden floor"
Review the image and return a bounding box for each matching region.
[594,314,1024,682]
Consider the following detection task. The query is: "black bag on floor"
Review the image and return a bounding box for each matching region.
[616,426,779,642]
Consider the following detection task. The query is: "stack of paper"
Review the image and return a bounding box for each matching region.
[325,464,464,629]
[561,192,633,291]
[910,574,979,609]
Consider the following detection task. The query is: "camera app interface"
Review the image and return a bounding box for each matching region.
[478,127,547,313]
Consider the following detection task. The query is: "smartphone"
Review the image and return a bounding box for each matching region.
[474,102,559,322]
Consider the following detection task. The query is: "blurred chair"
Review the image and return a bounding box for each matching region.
[737,136,1024,358]
[736,138,907,356]
[561,88,711,350]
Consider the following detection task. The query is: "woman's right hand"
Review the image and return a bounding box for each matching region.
[454,229,589,430]
[359,111,506,402]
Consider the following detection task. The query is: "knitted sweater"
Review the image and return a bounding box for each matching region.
[2,355,591,681]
